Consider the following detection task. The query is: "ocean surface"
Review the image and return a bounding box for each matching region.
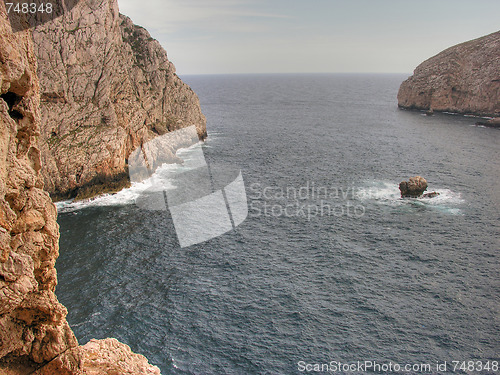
[55,74,500,374]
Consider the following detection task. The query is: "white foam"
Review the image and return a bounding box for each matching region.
[356,180,464,214]
[421,188,464,205]
[56,143,204,213]
[171,358,180,369]
[464,114,490,119]
[356,181,401,204]
[56,178,155,213]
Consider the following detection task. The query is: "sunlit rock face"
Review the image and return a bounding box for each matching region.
[1,3,162,373]
[33,0,206,201]
[0,4,77,369]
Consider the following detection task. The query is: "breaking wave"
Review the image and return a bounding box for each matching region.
[56,142,204,214]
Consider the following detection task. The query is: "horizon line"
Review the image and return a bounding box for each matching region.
[177,71,412,77]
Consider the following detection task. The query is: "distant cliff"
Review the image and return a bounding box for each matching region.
[398,31,500,117]
[32,0,206,201]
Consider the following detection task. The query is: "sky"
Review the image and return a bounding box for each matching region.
[117,0,500,75]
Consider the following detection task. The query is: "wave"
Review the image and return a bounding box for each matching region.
[441,111,493,120]
[56,142,204,214]
[355,181,400,204]
[56,178,159,213]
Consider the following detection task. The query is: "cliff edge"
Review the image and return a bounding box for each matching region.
[398,31,500,117]
[33,0,207,201]
[0,4,160,374]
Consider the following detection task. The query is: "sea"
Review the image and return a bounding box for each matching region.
[55,74,500,374]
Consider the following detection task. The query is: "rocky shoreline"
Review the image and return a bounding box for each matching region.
[475,117,500,128]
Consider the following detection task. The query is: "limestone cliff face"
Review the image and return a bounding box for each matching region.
[0,4,78,370]
[398,31,500,117]
[32,0,206,200]
[0,5,160,374]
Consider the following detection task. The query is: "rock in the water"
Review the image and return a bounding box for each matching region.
[399,176,428,198]
[397,31,500,117]
[475,117,500,128]
[422,191,440,198]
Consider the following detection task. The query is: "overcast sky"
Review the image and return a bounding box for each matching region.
[117,0,500,75]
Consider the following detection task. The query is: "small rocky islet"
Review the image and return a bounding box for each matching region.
[399,176,439,199]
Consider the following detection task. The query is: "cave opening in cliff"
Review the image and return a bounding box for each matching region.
[1,91,24,120]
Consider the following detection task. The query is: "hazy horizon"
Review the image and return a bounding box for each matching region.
[176,72,412,77]
[117,0,499,75]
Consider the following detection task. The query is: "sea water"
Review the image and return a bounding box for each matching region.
[56,74,500,374]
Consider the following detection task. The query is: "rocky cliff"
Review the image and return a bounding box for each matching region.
[0,4,160,374]
[32,0,206,200]
[0,4,77,371]
[398,31,500,117]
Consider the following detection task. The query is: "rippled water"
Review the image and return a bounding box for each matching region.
[56,74,500,374]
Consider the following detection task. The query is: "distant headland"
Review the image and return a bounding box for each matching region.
[397,30,500,123]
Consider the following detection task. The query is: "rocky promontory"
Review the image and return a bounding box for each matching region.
[398,31,500,118]
[32,0,207,201]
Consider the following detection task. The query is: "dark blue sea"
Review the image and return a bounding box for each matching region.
[55,74,500,374]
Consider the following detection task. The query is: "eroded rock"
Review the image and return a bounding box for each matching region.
[0,2,78,366]
[35,338,161,375]
[399,176,428,198]
[1,4,161,373]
